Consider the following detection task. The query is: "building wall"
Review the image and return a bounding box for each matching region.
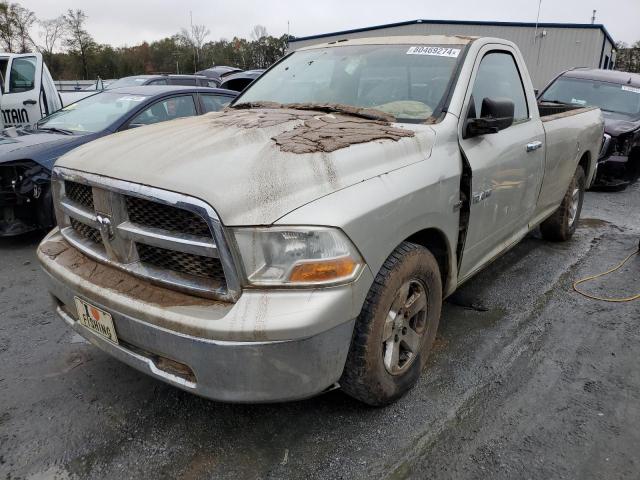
[289,23,614,89]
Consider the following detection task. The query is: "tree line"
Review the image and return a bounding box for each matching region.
[615,42,640,74]
[0,1,288,80]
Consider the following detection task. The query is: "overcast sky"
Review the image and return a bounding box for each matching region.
[22,0,640,47]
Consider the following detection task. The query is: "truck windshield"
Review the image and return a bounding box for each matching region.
[36,92,149,133]
[237,44,464,122]
[541,77,640,117]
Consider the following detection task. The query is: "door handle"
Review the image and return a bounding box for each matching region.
[526,141,543,152]
[23,99,37,105]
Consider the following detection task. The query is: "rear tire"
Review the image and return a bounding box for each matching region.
[340,242,442,406]
[540,166,586,242]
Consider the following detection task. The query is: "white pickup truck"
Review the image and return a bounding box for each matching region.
[38,36,604,405]
[0,52,62,128]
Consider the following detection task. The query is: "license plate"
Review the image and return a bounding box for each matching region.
[74,297,119,344]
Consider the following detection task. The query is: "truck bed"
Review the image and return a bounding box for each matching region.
[537,102,598,122]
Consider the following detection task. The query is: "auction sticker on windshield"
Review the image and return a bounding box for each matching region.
[622,85,640,94]
[74,297,119,344]
[406,46,461,57]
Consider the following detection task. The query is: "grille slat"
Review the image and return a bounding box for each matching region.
[126,196,211,237]
[65,181,94,209]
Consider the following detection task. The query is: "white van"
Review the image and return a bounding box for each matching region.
[0,52,62,128]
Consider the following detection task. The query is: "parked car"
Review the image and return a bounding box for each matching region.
[38,35,603,405]
[196,66,242,84]
[219,69,265,91]
[539,68,640,188]
[0,85,237,236]
[106,74,220,90]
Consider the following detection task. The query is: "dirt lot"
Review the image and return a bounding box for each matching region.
[1,181,639,480]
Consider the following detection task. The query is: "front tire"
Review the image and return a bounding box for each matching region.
[540,166,586,242]
[341,242,442,406]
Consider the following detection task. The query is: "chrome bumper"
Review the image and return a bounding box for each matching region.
[44,267,355,402]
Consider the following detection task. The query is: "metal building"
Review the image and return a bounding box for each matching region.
[288,19,617,89]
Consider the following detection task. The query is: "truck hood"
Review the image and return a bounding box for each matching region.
[0,130,101,170]
[56,109,435,225]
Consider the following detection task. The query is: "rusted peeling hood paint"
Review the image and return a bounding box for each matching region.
[56,109,436,226]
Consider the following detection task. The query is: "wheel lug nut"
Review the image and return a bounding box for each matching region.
[402,327,407,335]
[394,334,399,342]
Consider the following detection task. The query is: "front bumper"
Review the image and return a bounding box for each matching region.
[38,230,372,402]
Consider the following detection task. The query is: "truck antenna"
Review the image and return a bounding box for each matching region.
[591,9,597,24]
[534,0,542,44]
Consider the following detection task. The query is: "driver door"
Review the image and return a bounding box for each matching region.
[457,46,545,281]
[1,53,44,127]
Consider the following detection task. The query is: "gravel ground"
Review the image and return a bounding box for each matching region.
[0,180,638,480]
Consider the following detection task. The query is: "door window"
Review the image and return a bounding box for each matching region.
[129,95,197,127]
[201,94,232,112]
[9,56,36,93]
[471,52,528,122]
[148,79,168,85]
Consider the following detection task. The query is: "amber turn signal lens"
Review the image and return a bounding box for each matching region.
[288,258,358,283]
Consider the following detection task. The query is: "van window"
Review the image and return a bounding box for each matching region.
[9,56,36,93]
[471,52,529,122]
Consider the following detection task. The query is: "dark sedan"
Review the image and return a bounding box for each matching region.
[539,68,640,188]
[0,85,237,236]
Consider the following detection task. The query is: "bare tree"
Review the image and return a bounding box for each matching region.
[38,16,64,63]
[63,9,95,79]
[0,2,35,52]
[0,1,16,51]
[12,4,35,52]
[179,23,210,71]
[251,24,268,41]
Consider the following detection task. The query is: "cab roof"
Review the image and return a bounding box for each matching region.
[563,68,640,88]
[298,34,477,51]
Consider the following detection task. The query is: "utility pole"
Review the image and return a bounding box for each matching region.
[190,10,196,72]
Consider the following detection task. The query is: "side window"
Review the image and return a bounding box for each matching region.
[471,52,528,122]
[9,56,36,93]
[148,79,168,85]
[201,94,232,113]
[128,95,197,127]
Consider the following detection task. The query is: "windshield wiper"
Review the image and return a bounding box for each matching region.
[233,101,394,122]
[540,99,570,105]
[37,126,74,135]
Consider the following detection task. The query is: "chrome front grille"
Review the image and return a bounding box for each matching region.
[52,168,240,301]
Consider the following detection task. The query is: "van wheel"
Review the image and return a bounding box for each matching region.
[540,166,586,242]
[340,242,442,406]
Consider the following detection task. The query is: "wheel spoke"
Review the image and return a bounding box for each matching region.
[382,315,395,342]
[383,340,400,372]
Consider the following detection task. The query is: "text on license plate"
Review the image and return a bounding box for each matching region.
[74,297,119,344]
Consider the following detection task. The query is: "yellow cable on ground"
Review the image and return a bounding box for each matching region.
[573,247,640,302]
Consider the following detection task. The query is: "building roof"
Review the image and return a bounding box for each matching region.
[289,19,616,48]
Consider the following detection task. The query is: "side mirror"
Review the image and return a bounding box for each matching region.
[465,97,515,138]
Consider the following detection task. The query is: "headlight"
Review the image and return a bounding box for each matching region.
[232,227,364,286]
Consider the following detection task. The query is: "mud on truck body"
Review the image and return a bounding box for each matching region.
[38,35,604,405]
